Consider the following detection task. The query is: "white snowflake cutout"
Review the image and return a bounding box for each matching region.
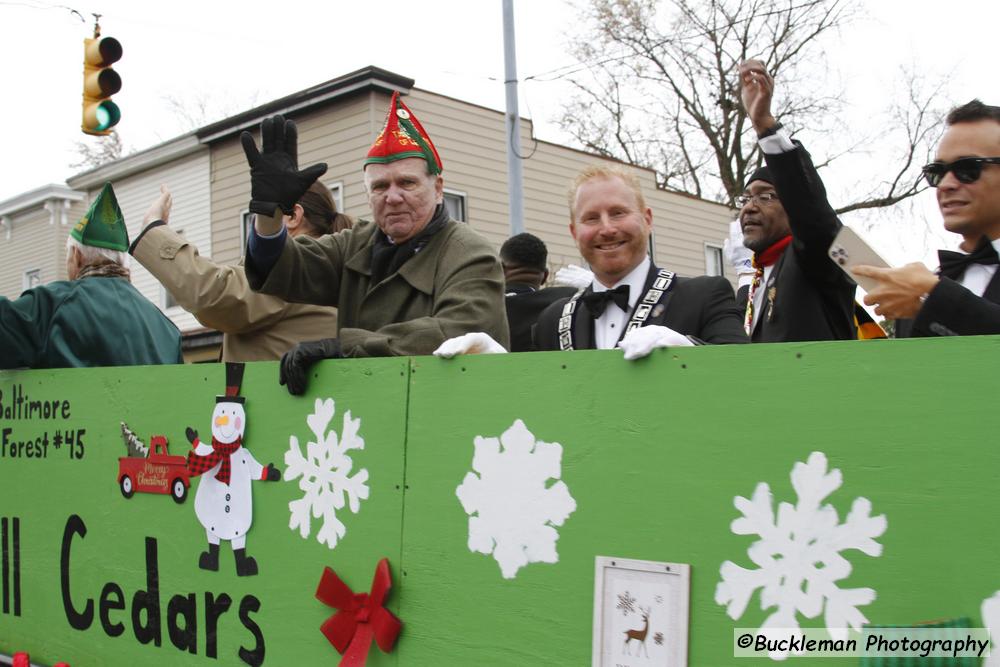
[714,451,886,661]
[455,419,576,579]
[284,398,369,549]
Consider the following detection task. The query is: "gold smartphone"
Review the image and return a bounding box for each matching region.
[828,225,892,293]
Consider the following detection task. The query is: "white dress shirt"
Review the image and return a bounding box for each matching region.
[592,257,651,350]
[956,237,1000,296]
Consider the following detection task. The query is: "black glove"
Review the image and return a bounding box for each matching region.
[264,463,281,482]
[279,338,343,395]
[240,114,327,217]
[185,427,198,444]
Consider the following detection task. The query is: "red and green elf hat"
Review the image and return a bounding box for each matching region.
[364,91,443,175]
[70,182,128,252]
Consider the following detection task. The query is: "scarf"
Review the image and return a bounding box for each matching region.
[370,204,449,285]
[744,235,792,335]
[186,436,242,485]
[77,260,131,281]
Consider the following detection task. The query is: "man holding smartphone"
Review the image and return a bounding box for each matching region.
[854,100,1000,336]
[736,59,858,342]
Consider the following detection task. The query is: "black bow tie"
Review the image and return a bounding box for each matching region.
[581,285,631,318]
[938,236,1000,280]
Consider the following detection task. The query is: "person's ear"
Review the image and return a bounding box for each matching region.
[285,204,305,233]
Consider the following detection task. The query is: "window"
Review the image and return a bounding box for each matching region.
[328,183,343,213]
[22,269,41,290]
[240,210,254,255]
[443,189,467,222]
[704,243,724,277]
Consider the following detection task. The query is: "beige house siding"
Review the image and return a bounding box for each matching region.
[208,95,375,264]
[77,150,211,332]
[0,207,63,298]
[58,200,91,281]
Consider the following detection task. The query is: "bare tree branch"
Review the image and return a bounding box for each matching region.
[558,0,944,215]
[70,130,127,170]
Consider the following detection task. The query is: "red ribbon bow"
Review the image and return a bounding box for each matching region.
[315,558,402,666]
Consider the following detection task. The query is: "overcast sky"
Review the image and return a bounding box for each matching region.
[2,0,997,263]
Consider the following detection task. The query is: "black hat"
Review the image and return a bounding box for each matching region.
[744,166,774,190]
[216,362,246,404]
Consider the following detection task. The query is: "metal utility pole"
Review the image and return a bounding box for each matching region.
[502,0,525,235]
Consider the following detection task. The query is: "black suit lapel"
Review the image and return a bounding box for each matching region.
[573,287,597,349]
[736,284,749,309]
[616,264,677,344]
[749,252,785,339]
[981,270,1000,304]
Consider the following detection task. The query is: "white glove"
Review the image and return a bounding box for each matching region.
[724,220,755,287]
[433,332,508,358]
[552,264,594,290]
[618,325,694,360]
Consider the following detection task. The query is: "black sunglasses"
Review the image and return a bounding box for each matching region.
[921,157,1000,187]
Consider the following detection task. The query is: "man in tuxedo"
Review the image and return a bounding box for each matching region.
[534,165,747,356]
[855,100,1000,336]
[501,233,577,352]
[735,59,858,342]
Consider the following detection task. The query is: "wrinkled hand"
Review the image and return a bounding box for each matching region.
[279,338,342,395]
[144,184,172,225]
[619,325,694,360]
[552,264,594,290]
[264,463,281,481]
[739,59,777,135]
[855,263,939,319]
[240,114,327,217]
[185,427,198,444]
[433,332,508,358]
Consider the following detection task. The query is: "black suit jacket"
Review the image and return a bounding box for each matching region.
[896,270,1000,337]
[735,142,857,342]
[534,265,748,350]
[505,283,579,352]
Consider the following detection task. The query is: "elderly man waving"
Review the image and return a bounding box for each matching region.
[243,94,508,393]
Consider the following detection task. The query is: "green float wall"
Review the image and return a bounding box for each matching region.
[0,338,998,666]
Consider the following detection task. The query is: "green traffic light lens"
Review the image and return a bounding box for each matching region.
[96,101,121,130]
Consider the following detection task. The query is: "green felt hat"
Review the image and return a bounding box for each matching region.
[70,182,128,251]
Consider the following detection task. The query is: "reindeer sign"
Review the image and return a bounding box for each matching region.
[623,605,652,657]
[592,557,690,667]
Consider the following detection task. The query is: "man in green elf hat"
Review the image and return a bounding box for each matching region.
[0,182,183,369]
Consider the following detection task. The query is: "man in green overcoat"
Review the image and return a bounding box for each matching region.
[242,94,508,394]
[0,183,183,369]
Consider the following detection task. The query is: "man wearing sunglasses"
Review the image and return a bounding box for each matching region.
[855,100,1000,336]
[736,60,858,342]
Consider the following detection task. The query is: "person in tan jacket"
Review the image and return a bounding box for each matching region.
[129,181,352,361]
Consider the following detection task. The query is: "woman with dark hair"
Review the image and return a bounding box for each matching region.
[130,181,352,361]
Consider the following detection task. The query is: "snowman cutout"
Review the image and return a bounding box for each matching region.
[185,363,280,576]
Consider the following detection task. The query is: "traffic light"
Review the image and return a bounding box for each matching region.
[82,34,122,135]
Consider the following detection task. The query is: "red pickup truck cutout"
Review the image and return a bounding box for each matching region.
[118,435,190,503]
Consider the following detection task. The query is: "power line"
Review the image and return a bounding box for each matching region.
[0,0,85,21]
